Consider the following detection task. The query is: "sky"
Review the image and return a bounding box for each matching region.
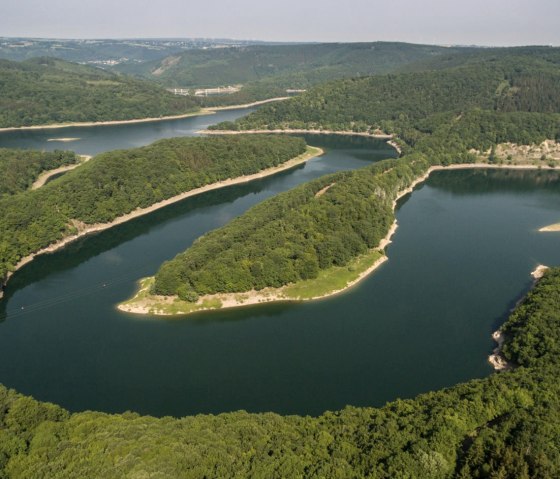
[1,0,559,46]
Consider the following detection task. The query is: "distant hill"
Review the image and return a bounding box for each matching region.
[0,37,273,63]
[117,42,465,88]
[219,47,560,132]
[0,57,199,128]
[0,149,78,197]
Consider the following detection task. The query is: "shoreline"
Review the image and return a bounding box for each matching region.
[119,161,560,316]
[0,146,323,299]
[200,128,393,139]
[539,223,560,232]
[487,264,549,371]
[31,155,92,190]
[0,97,290,133]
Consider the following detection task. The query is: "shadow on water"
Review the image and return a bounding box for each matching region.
[167,300,303,326]
[428,168,560,195]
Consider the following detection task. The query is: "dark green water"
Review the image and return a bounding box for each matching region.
[1,111,560,418]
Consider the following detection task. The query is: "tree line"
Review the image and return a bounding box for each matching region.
[0,135,306,283]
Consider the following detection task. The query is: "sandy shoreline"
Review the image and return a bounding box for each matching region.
[0,97,290,133]
[487,264,549,371]
[31,155,92,190]
[119,160,560,316]
[201,128,393,139]
[539,223,560,232]
[0,147,323,298]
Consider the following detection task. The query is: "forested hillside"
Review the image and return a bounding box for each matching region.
[215,49,560,132]
[0,135,307,283]
[118,42,458,88]
[0,57,199,128]
[115,42,470,107]
[2,268,560,478]
[154,158,421,296]
[0,149,78,197]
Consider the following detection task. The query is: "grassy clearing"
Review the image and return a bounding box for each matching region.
[283,249,384,300]
[118,249,386,316]
[118,277,225,316]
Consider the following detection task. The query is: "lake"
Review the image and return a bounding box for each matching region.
[0,109,559,417]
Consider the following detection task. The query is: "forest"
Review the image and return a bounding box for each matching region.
[0,135,306,283]
[117,42,460,89]
[0,149,77,197]
[0,57,199,128]
[154,158,425,296]
[213,49,560,133]
[2,267,560,478]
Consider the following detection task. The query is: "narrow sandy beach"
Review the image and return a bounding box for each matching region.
[0,97,290,133]
[201,128,393,139]
[1,147,323,297]
[31,155,92,190]
[487,264,549,371]
[539,223,560,232]
[119,161,560,316]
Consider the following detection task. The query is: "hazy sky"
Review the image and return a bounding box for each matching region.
[2,0,559,46]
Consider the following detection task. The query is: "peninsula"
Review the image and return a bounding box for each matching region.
[0,136,321,298]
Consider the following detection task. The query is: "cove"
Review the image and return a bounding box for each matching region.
[1,111,560,418]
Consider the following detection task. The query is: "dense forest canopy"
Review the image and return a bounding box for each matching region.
[2,268,560,478]
[215,49,560,132]
[154,157,418,296]
[116,42,461,88]
[0,149,77,197]
[0,57,199,128]
[0,135,306,282]
[114,42,474,108]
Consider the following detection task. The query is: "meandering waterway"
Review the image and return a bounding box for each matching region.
[1,109,559,417]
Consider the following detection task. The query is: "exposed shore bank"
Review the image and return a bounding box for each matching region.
[118,161,560,316]
[488,265,549,371]
[31,155,92,190]
[0,146,323,299]
[0,97,290,133]
[201,128,393,139]
[539,223,560,232]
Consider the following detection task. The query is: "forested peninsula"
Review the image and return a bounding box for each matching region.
[124,48,560,314]
[0,135,315,297]
[0,149,78,197]
[0,57,199,128]
[5,267,560,477]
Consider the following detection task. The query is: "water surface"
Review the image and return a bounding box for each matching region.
[0,113,559,417]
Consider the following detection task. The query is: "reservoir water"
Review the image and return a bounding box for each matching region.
[1,110,559,417]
